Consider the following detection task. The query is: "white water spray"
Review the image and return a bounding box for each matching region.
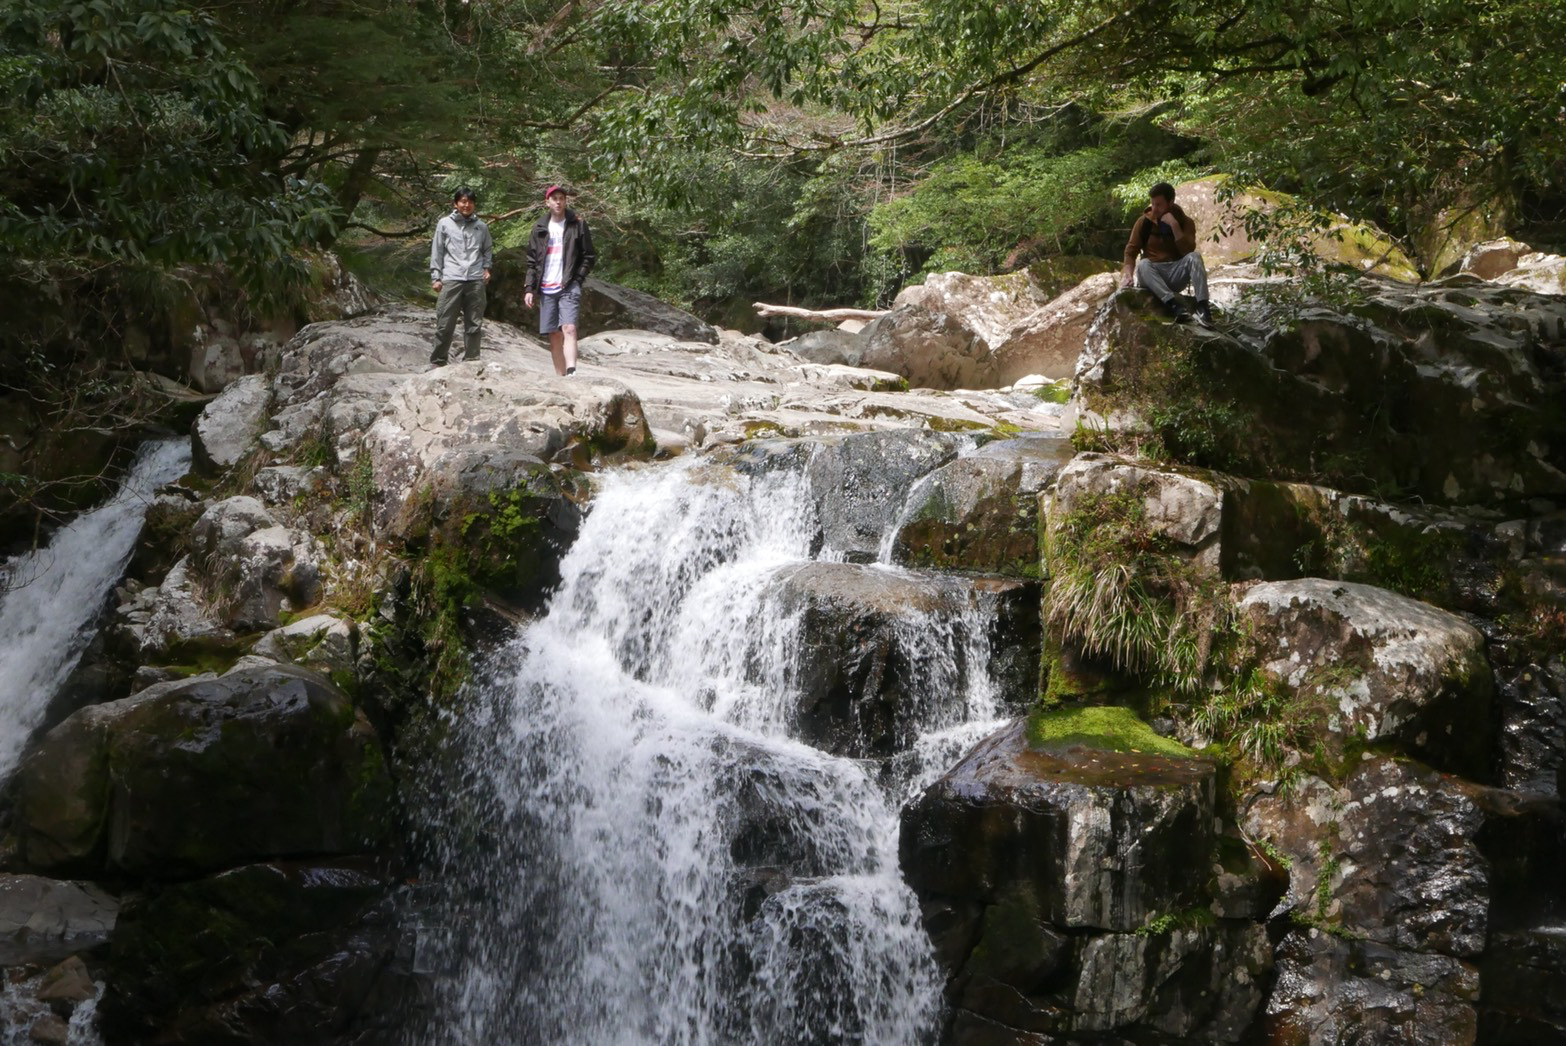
[0,439,189,780]
[419,453,1023,1044]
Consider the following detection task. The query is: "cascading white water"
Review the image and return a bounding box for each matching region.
[0,439,189,781]
[418,452,1021,1045]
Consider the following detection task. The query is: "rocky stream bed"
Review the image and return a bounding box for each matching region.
[0,244,1563,1045]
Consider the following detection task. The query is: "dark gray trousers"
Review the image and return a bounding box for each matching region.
[432,280,486,363]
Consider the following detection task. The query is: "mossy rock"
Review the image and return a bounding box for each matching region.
[1025,255,1119,300]
[100,859,403,1042]
[13,665,395,879]
[1025,705,1196,760]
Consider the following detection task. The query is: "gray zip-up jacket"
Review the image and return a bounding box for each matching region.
[429,211,494,282]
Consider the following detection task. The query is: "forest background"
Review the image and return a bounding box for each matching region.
[2,0,1564,531]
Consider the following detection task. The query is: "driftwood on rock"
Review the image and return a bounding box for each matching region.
[752,302,889,322]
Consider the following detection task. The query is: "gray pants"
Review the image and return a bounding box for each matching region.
[1136,253,1209,304]
[432,279,486,363]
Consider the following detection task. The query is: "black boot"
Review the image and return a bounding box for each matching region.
[1165,298,1193,323]
[1195,300,1214,326]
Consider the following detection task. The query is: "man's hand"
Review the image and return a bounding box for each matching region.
[524,292,535,308]
[1160,213,1180,233]
[483,269,491,284]
[432,280,442,292]
[1120,265,1134,289]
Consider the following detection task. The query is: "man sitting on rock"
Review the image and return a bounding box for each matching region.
[1121,181,1212,326]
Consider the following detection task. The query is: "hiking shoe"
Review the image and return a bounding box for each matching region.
[565,366,576,377]
[1172,307,1194,324]
[1195,301,1214,326]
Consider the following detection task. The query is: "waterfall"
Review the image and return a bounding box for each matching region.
[0,439,190,781]
[415,452,1022,1044]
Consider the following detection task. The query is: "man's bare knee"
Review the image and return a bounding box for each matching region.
[561,323,577,337]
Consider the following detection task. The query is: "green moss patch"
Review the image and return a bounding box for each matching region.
[1026,706,1196,759]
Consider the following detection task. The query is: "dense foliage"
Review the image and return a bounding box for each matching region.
[0,0,337,283]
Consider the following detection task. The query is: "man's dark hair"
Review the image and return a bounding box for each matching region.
[452,187,478,203]
[1149,182,1175,204]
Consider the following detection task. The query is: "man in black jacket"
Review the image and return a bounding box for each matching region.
[524,185,597,376]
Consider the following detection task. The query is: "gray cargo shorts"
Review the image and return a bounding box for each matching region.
[540,281,581,335]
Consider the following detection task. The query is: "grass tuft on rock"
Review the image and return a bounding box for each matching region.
[1042,485,1233,694]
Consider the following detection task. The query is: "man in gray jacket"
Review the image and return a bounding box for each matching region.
[429,187,494,365]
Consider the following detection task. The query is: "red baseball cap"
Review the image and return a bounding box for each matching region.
[544,184,568,200]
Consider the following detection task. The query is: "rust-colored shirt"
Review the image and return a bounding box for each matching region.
[1123,204,1196,266]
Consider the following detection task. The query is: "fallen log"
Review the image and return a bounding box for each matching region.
[752,302,889,322]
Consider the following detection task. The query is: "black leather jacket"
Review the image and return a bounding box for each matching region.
[524,208,596,294]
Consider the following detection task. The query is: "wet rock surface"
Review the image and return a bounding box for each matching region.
[99,860,410,1044]
[771,563,1039,756]
[889,435,1072,575]
[0,875,117,965]
[805,429,966,560]
[1264,928,1481,1046]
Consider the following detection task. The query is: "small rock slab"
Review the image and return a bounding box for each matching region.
[0,876,117,966]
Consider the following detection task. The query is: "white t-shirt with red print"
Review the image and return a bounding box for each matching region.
[541,218,566,294]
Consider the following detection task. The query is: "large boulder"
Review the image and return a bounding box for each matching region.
[888,435,1072,575]
[901,715,1217,933]
[1236,579,1493,776]
[777,328,866,368]
[484,254,718,343]
[901,714,1271,1042]
[1450,237,1534,280]
[191,373,271,475]
[1243,757,1489,957]
[579,277,720,343]
[13,665,394,878]
[860,300,1001,391]
[991,273,1117,385]
[1073,280,1566,509]
[1263,930,1480,1046]
[863,269,1113,390]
